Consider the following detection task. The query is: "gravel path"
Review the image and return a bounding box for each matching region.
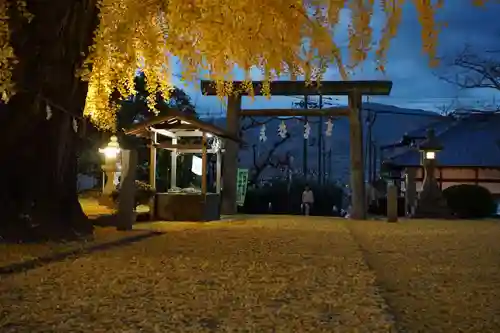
[0,217,396,333]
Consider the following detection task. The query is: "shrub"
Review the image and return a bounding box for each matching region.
[443,184,496,218]
[111,180,156,209]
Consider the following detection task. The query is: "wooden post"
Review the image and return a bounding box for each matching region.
[216,151,222,194]
[387,180,398,222]
[117,150,138,231]
[149,132,157,220]
[170,137,177,188]
[348,91,366,220]
[405,167,417,216]
[149,131,157,188]
[201,132,208,195]
[221,95,241,214]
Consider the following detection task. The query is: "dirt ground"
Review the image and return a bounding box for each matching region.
[347,219,500,333]
[1,217,499,332]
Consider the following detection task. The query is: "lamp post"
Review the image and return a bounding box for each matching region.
[99,135,121,206]
[414,128,449,217]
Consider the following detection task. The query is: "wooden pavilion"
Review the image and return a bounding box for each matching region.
[125,108,239,221]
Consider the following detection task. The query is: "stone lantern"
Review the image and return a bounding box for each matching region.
[414,128,449,217]
[381,160,402,222]
[99,135,121,206]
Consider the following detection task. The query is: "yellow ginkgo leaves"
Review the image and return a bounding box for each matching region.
[0,0,493,131]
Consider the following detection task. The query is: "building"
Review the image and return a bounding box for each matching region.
[385,111,500,199]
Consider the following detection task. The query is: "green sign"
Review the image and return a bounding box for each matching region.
[236,168,249,206]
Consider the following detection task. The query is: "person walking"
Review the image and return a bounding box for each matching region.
[301,184,314,216]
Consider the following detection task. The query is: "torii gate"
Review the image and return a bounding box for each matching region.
[201,80,393,219]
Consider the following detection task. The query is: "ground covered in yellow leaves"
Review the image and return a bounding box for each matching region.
[1,217,499,332]
[0,227,150,268]
[0,217,395,332]
[79,197,149,217]
[348,219,500,333]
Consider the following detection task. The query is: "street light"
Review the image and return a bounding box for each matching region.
[99,135,121,205]
[415,128,449,217]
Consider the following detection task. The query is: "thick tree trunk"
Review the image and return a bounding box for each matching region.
[0,0,98,241]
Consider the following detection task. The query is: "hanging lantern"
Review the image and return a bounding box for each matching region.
[259,124,267,142]
[325,118,333,137]
[278,120,287,138]
[304,122,311,139]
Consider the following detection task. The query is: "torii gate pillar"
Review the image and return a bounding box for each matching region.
[221,95,241,215]
[348,91,366,219]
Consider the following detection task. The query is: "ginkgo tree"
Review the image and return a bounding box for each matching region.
[0,0,491,240]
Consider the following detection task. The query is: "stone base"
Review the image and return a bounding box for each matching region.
[155,193,221,221]
[414,195,451,218]
[98,195,117,209]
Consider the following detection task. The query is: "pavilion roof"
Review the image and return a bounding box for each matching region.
[124,108,239,142]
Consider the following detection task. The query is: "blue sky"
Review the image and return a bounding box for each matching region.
[170,0,500,116]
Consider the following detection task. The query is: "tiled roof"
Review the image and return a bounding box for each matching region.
[389,112,500,167]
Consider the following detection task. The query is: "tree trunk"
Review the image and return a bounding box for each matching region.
[0,0,98,241]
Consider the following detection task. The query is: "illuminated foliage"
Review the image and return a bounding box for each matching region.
[0,0,492,131]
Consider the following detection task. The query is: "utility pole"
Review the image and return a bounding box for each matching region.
[317,94,323,185]
[323,149,328,183]
[303,95,308,180]
[328,148,332,182]
[372,140,378,182]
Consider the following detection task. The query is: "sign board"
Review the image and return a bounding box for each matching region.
[236,168,249,206]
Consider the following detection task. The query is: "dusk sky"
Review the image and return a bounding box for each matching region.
[171,0,500,116]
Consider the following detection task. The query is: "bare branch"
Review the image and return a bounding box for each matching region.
[436,44,500,91]
[241,116,277,131]
[250,133,291,183]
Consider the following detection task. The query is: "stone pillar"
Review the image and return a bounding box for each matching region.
[387,181,398,222]
[221,95,241,215]
[99,161,117,207]
[348,91,366,220]
[102,165,117,195]
[117,150,138,231]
